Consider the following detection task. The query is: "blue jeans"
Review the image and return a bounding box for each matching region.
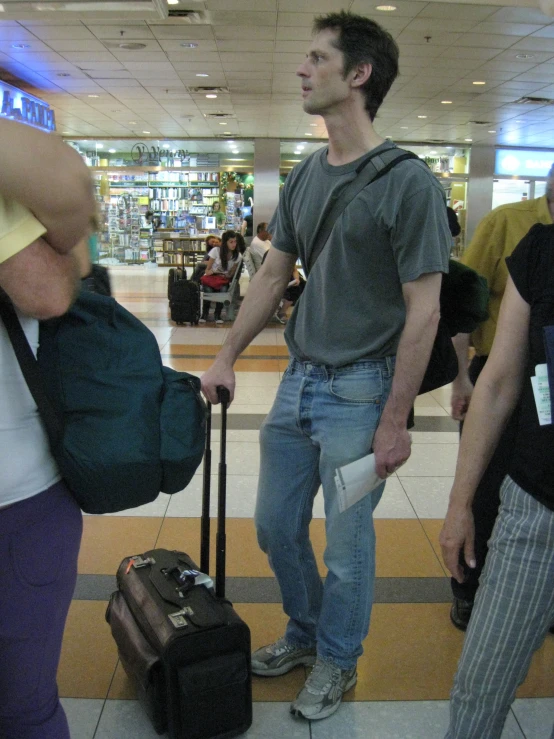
[255,356,394,669]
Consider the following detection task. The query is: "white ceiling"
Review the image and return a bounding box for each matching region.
[1,0,554,147]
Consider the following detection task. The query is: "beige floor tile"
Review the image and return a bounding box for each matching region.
[79,517,162,575]
[58,601,119,699]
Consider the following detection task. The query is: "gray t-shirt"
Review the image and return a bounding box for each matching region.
[269,143,451,367]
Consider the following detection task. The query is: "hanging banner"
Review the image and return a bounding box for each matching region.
[0,81,56,133]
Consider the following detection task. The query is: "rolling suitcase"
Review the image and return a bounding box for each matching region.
[168,267,187,300]
[169,278,201,326]
[106,388,252,739]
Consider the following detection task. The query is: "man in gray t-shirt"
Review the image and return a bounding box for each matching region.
[202,10,450,722]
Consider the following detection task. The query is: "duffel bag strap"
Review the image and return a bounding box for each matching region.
[0,296,62,449]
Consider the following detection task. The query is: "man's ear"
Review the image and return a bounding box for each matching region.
[350,62,372,89]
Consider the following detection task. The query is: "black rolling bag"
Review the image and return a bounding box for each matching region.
[169,270,201,325]
[106,388,252,739]
[168,267,187,299]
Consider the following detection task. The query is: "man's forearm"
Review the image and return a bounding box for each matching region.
[449,369,521,510]
[380,307,440,427]
[452,332,471,381]
[218,269,288,365]
[0,120,95,253]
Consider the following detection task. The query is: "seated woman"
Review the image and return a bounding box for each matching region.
[200,230,241,324]
[440,223,554,739]
[191,234,221,283]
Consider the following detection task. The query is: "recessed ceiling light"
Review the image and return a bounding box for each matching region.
[88,94,99,98]
[108,148,116,153]
[488,129,496,133]
[118,42,146,50]
[168,0,179,4]
[223,131,231,134]
[206,93,217,98]
[56,73,71,77]
[430,150,437,154]
[376,4,396,10]
[11,43,30,49]
[196,73,209,77]
[96,143,103,148]
[418,115,427,119]
[181,42,198,48]
[441,100,452,104]
[163,144,171,149]
[473,81,486,85]
[516,53,534,60]
[62,131,70,134]
[465,138,473,142]
[309,123,317,127]
[143,130,150,134]
[304,133,313,136]
[400,126,409,129]
[128,121,137,125]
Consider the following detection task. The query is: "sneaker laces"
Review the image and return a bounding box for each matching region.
[305,661,340,695]
[267,637,295,657]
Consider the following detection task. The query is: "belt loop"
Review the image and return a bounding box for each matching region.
[386,356,394,376]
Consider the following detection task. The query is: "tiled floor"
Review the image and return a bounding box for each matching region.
[59,267,554,738]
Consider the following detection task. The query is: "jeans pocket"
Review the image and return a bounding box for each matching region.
[329,368,383,403]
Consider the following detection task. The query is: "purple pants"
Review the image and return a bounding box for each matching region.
[0,481,82,739]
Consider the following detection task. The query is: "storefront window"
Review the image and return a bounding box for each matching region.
[66,139,254,266]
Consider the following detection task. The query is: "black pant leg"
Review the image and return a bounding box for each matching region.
[451,355,518,601]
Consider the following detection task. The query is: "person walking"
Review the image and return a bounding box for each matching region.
[440,223,554,739]
[201,10,450,721]
[448,164,554,631]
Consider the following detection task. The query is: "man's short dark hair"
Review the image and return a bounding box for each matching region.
[257,222,268,234]
[313,11,399,121]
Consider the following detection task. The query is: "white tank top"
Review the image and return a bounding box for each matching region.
[0,310,60,505]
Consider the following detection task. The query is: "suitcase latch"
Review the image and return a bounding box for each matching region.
[168,607,194,629]
[128,555,156,571]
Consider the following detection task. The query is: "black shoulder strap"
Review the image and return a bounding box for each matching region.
[0,299,62,448]
[305,148,420,275]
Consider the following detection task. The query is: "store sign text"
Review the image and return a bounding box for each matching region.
[131,143,189,165]
[495,149,554,177]
[0,83,56,132]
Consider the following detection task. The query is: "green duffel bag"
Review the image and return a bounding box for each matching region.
[0,290,206,514]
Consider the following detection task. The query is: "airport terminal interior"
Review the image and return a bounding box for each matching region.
[55,269,553,739]
[2,0,554,736]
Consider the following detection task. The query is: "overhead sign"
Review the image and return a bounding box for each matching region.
[496,149,554,178]
[0,81,56,133]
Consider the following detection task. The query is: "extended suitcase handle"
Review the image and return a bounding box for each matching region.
[201,385,230,599]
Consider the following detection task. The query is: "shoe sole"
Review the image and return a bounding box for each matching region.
[251,654,316,677]
[290,673,358,721]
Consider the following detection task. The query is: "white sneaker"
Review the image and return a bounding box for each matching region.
[199,318,207,323]
[215,319,224,324]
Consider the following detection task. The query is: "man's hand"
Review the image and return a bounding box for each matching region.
[201,359,236,405]
[451,374,474,421]
[373,420,412,479]
[439,503,476,583]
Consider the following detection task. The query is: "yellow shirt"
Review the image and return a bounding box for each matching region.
[461,196,553,355]
[0,195,46,264]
